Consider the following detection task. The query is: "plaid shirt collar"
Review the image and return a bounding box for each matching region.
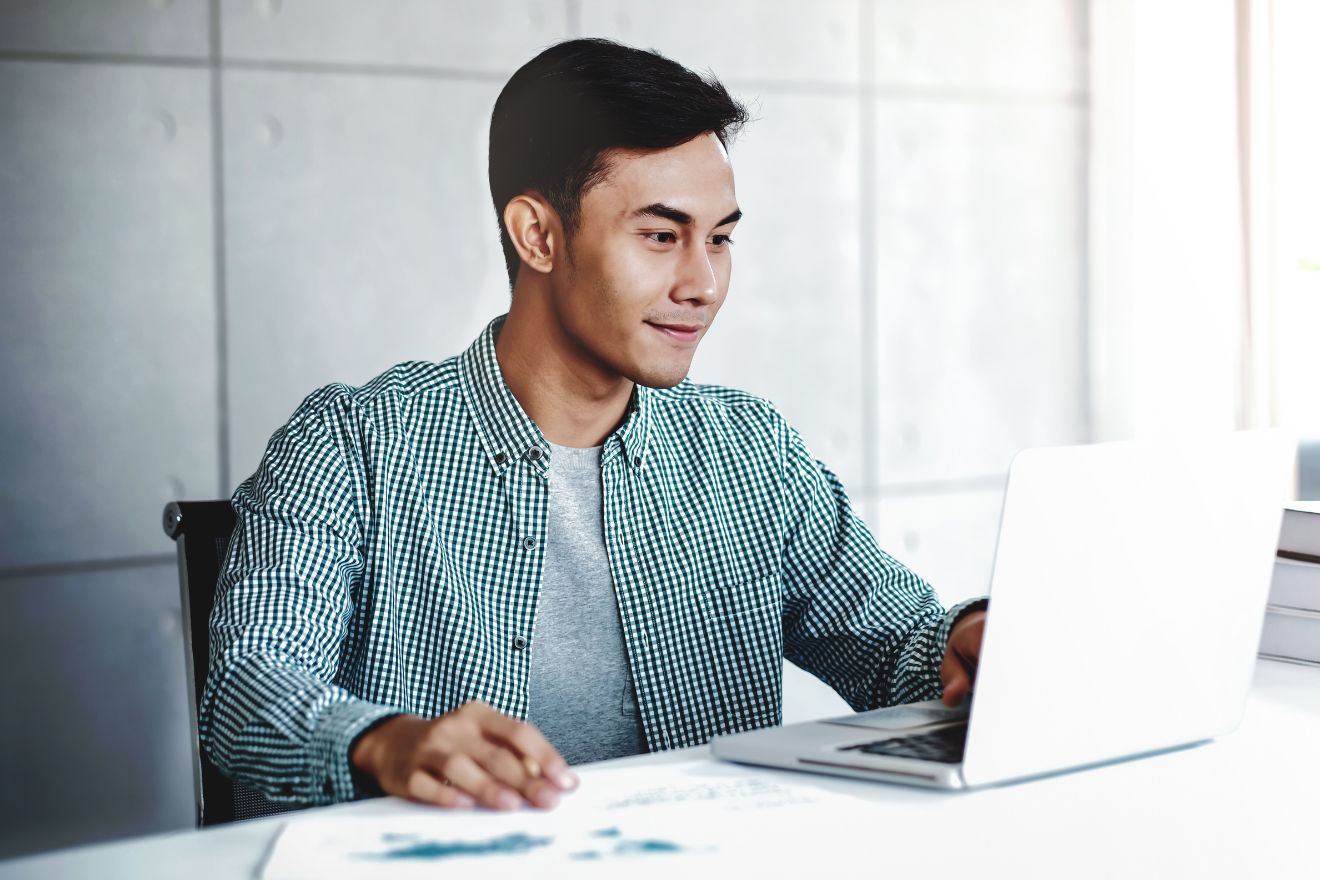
[458,314,653,476]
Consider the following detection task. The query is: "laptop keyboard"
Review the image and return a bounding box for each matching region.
[838,723,968,764]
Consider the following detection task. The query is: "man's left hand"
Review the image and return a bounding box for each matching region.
[940,610,987,707]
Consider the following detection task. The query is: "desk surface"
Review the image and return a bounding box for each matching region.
[4,658,1318,879]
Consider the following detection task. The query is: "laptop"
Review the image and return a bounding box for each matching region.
[712,430,1296,789]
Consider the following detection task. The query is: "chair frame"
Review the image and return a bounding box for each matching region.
[163,500,295,826]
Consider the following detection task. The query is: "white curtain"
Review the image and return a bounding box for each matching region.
[1088,0,1248,441]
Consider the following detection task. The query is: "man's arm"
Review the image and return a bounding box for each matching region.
[777,418,986,710]
[201,387,576,810]
[200,388,399,805]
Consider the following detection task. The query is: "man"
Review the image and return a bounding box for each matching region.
[202,38,987,815]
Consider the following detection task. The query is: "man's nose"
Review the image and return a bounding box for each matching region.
[672,242,719,305]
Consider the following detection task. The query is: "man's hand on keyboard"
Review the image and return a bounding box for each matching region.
[349,701,578,811]
[940,610,987,708]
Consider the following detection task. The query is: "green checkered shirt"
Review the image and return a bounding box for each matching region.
[202,315,979,804]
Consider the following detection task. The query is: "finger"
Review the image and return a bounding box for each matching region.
[472,740,560,810]
[942,670,970,707]
[475,709,577,791]
[939,647,959,690]
[941,647,970,707]
[430,752,521,811]
[401,769,476,809]
[954,615,987,663]
[954,643,979,679]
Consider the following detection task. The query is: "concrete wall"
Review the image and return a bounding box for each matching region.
[0,0,1089,858]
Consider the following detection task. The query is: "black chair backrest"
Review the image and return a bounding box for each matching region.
[163,500,299,827]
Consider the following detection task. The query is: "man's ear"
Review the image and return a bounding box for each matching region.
[503,194,561,276]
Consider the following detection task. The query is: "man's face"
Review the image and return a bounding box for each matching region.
[546,132,740,389]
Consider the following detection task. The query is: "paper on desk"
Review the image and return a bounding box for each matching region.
[567,757,867,812]
[261,759,869,879]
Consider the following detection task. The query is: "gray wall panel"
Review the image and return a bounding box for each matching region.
[0,0,209,58]
[219,0,571,74]
[0,563,195,860]
[688,93,864,489]
[0,62,218,568]
[222,70,511,481]
[872,0,1086,94]
[871,100,1087,484]
[579,0,860,86]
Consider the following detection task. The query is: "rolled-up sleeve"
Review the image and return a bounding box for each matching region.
[199,387,398,804]
[778,420,986,710]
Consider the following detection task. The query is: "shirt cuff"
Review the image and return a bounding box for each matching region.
[308,699,404,804]
[934,596,990,661]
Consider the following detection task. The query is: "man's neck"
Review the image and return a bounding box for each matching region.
[494,292,634,449]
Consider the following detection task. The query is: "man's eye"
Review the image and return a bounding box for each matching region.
[710,234,735,247]
[647,231,678,244]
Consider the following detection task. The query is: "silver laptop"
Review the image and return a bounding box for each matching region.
[713,431,1296,789]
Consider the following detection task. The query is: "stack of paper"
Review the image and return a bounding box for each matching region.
[1260,505,1320,665]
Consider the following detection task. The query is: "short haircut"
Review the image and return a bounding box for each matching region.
[488,38,750,288]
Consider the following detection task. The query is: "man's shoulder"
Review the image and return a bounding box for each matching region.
[654,378,771,409]
[650,378,788,438]
[354,357,462,407]
[287,357,462,428]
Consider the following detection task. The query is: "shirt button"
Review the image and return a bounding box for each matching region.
[527,447,542,461]
[513,636,528,650]
[494,452,508,465]
[522,536,536,550]
[633,456,643,468]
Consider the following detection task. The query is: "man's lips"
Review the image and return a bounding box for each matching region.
[646,322,704,344]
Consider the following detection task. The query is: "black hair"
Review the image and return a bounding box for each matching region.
[488,38,750,288]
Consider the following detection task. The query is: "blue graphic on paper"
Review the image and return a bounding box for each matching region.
[569,826,687,860]
[359,831,552,861]
[356,825,690,863]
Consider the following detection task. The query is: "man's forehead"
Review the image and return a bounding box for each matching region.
[702,130,730,162]
[594,136,738,221]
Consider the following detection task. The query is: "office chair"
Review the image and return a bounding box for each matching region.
[162,500,299,827]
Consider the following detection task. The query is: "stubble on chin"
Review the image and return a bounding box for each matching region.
[629,354,694,390]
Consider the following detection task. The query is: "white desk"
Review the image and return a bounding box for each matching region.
[4,658,1318,879]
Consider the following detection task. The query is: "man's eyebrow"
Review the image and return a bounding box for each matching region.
[630,203,744,227]
[631,203,693,225]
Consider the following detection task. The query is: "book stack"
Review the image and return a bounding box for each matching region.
[1259,505,1320,665]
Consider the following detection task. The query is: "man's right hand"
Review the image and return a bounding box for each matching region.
[349,701,577,811]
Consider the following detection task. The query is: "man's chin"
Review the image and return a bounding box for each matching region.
[630,364,690,390]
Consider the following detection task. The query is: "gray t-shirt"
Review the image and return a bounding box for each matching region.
[525,441,648,765]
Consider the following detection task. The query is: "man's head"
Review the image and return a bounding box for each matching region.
[488,39,749,389]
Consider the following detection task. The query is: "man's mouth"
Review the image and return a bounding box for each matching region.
[646,322,703,345]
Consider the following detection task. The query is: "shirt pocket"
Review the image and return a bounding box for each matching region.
[697,572,784,736]
[698,570,781,621]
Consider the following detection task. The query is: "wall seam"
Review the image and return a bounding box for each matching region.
[0,49,207,68]
[209,0,231,496]
[859,0,878,500]
[0,554,176,582]
[1078,0,1095,444]
[0,49,1088,105]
